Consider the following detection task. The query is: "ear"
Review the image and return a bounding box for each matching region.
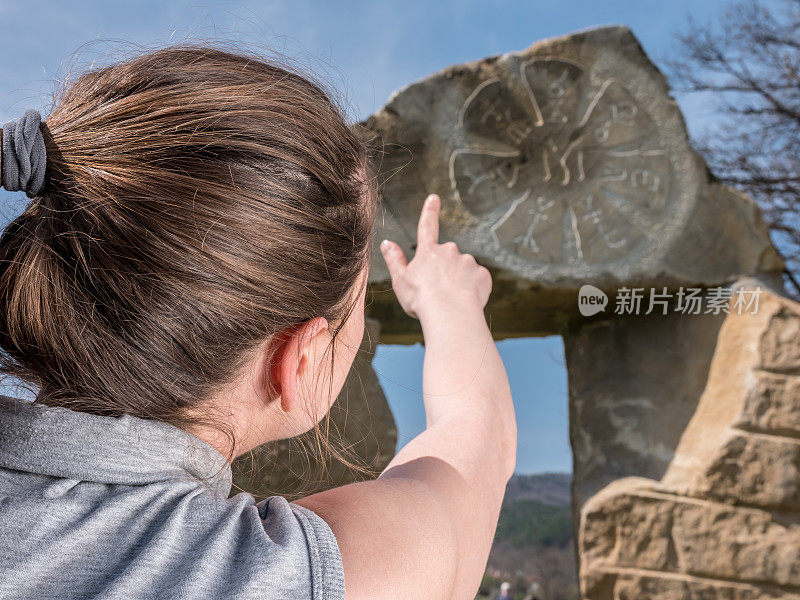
[273,317,329,414]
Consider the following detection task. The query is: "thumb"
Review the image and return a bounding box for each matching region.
[379,239,407,279]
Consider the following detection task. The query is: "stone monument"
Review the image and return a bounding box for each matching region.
[360,26,781,341]
[234,25,799,599]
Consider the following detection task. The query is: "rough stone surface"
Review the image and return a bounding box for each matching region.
[760,307,800,372]
[230,317,397,501]
[696,434,800,510]
[582,482,800,588]
[602,575,800,600]
[661,283,800,500]
[579,283,800,599]
[737,373,800,435]
[359,25,783,342]
[564,308,725,518]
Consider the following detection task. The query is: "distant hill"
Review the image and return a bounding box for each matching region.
[496,499,573,549]
[504,472,571,506]
[479,473,579,600]
[496,472,573,551]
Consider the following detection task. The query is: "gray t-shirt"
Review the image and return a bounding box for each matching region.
[0,394,345,600]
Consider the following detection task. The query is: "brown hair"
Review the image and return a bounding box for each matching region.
[0,42,378,473]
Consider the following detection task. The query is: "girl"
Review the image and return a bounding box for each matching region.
[0,42,517,600]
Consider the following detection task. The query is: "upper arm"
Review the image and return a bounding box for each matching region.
[293,461,461,600]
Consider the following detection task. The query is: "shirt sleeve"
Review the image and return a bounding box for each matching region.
[257,496,346,600]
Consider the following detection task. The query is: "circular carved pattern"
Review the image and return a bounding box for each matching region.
[448,57,671,266]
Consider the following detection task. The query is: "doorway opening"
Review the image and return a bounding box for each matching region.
[373,336,579,600]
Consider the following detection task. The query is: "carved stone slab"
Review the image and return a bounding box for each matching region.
[358,26,782,302]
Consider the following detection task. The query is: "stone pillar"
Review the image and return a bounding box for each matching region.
[578,281,800,599]
[563,309,726,517]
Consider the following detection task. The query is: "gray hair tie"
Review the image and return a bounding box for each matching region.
[2,109,47,199]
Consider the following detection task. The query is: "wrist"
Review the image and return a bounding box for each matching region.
[416,294,486,329]
[419,306,488,338]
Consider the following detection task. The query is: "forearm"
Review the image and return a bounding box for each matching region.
[380,305,517,598]
[419,303,516,464]
[372,194,516,598]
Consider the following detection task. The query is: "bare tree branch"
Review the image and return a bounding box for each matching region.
[665,0,800,298]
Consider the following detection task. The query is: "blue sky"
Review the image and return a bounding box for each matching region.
[0,0,735,473]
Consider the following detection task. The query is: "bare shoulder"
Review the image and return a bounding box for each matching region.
[294,473,459,600]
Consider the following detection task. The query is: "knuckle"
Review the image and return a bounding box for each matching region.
[442,241,458,252]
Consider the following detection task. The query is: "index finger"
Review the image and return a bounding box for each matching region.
[416,194,440,249]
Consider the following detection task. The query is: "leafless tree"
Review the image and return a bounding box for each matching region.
[665,0,800,297]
